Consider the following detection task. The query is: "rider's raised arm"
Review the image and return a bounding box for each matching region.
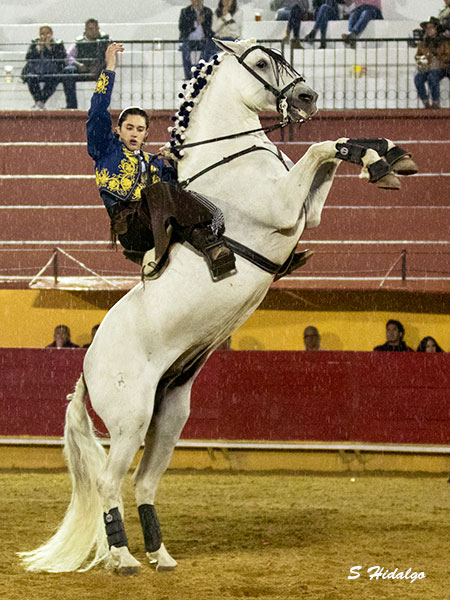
[86,43,123,160]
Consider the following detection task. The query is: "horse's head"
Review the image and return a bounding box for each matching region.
[214,39,318,123]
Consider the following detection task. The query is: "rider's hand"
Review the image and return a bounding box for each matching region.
[105,43,124,71]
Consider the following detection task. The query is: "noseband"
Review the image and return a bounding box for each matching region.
[236,45,306,121]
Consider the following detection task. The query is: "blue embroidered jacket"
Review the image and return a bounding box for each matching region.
[86,70,177,211]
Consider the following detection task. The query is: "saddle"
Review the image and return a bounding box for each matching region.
[140,182,235,281]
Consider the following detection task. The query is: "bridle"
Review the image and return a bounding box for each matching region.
[175,45,312,188]
[236,45,307,122]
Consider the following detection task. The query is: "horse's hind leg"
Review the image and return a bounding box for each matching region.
[96,391,156,575]
[133,380,193,571]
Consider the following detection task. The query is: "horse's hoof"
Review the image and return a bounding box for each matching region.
[110,546,141,575]
[376,173,401,190]
[392,157,418,176]
[147,543,178,571]
[115,565,141,576]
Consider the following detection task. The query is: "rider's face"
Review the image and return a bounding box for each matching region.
[117,115,148,151]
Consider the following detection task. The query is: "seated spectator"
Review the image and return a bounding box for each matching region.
[82,324,100,348]
[46,325,79,348]
[272,0,310,47]
[414,18,450,109]
[417,336,444,352]
[342,0,383,49]
[439,0,450,36]
[179,0,215,80]
[303,325,321,351]
[64,18,110,109]
[21,25,73,110]
[305,0,345,49]
[212,0,243,42]
[373,319,413,352]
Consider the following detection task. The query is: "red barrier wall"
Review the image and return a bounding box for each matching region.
[1,349,449,445]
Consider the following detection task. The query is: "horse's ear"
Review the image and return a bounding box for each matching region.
[213,38,247,57]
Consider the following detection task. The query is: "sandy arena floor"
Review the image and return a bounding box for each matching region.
[1,470,450,600]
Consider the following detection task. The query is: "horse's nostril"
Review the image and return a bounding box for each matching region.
[298,93,315,104]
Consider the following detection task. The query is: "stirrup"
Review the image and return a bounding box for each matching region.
[142,248,166,280]
[203,241,236,281]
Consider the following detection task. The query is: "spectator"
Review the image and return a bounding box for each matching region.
[21,25,73,110]
[373,319,414,352]
[82,324,100,348]
[303,326,321,351]
[46,325,79,348]
[414,18,450,109]
[341,0,383,49]
[179,0,215,80]
[439,0,450,36]
[64,18,110,109]
[305,1,345,49]
[272,0,310,47]
[212,0,243,42]
[417,336,444,352]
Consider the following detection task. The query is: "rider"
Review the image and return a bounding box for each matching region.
[86,42,235,279]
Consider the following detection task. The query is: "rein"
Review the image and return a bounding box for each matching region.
[179,142,290,189]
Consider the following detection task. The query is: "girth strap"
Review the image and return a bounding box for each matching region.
[223,235,281,275]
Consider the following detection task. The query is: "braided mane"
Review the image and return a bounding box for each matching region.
[164,53,224,162]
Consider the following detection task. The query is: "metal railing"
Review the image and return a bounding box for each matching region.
[0,38,445,111]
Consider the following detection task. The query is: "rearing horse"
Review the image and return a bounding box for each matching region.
[19,39,416,575]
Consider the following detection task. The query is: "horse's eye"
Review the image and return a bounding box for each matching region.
[256,60,267,69]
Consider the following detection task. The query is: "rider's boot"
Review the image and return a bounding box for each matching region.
[188,226,236,280]
[123,249,145,266]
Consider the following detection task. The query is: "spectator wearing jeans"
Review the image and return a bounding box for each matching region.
[21,25,73,110]
[179,0,215,80]
[305,0,345,49]
[414,17,449,108]
[342,0,383,48]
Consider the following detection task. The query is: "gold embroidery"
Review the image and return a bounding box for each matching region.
[96,152,162,199]
[94,72,109,94]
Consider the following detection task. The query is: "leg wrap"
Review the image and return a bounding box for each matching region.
[104,507,129,549]
[385,145,410,167]
[138,504,162,553]
[335,142,367,165]
[347,138,389,157]
[367,158,391,183]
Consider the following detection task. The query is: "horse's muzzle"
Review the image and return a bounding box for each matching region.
[287,83,318,121]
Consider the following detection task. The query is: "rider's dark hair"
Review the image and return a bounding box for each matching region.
[118,106,149,129]
[216,0,237,17]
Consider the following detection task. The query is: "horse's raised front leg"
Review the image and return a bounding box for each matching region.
[133,380,193,571]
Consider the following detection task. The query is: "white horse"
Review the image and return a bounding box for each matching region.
[19,40,416,575]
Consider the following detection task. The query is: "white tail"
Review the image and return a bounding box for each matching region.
[18,374,109,572]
